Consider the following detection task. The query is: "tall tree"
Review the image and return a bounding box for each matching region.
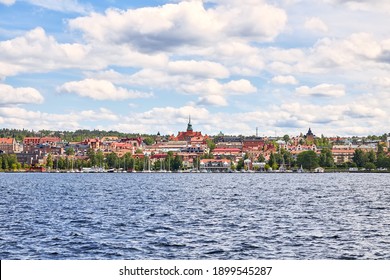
[367,150,376,164]
[106,152,118,168]
[2,155,9,170]
[236,158,244,171]
[143,137,155,146]
[46,153,53,169]
[352,149,367,168]
[257,154,266,162]
[297,150,319,171]
[268,152,278,170]
[87,148,96,166]
[206,138,216,153]
[172,155,182,171]
[96,150,104,167]
[319,148,334,167]
[65,147,75,156]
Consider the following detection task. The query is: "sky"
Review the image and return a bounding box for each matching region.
[1,0,390,137]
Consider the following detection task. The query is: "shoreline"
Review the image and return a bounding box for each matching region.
[1,170,390,174]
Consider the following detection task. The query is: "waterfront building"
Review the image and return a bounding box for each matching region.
[200,159,232,173]
[314,167,325,173]
[0,137,18,154]
[17,144,63,166]
[331,143,377,164]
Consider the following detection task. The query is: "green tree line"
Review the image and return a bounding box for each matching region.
[48,150,183,172]
[0,128,156,143]
[0,154,22,171]
[352,145,390,170]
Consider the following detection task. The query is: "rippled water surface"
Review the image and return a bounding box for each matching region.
[1,173,390,259]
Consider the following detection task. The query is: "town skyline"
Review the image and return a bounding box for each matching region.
[1,122,390,139]
[2,118,390,173]
[1,1,390,136]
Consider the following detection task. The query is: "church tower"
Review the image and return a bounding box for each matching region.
[186,115,193,132]
[306,128,315,142]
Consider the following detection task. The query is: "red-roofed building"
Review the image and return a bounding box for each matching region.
[111,142,136,154]
[120,137,143,148]
[213,148,242,158]
[24,137,61,145]
[331,149,355,164]
[0,138,18,154]
[170,116,206,143]
[81,138,101,150]
[243,137,265,150]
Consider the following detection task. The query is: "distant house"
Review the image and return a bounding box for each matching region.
[119,137,143,148]
[314,167,325,173]
[0,138,18,154]
[81,138,101,150]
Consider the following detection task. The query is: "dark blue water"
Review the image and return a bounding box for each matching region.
[1,173,390,260]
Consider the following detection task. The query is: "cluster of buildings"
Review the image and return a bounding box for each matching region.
[1,118,390,172]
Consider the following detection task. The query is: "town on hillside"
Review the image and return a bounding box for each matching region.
[1,119,390,173]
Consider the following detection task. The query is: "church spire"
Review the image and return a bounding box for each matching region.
[187,115,193,131]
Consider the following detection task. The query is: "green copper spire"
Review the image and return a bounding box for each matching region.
[187,115,193,131]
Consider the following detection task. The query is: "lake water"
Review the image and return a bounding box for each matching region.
[1,173,389,260]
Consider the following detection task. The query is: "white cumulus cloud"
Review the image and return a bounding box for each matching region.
[179,78,257,97]
[272,75,299,85]
[223,79,257,94]
[197,95,228,107]
[304,17,328,33]
[167,60,230,79]
[0,27,90,77]
[325,0,390,13]
[57,79,153,100]
[69,0,287,52]
[28,0,92,13]
[295,83,346,97]
[0,0,15,6]
[0,84,44,105]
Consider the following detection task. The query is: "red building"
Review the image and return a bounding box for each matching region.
[81,138,101,150]
[120,137,143,147]
[242,137,265,150]
[0,138,18,154]
[213,148,242,158]
[23,137,61,145]
[170,117,206,143]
